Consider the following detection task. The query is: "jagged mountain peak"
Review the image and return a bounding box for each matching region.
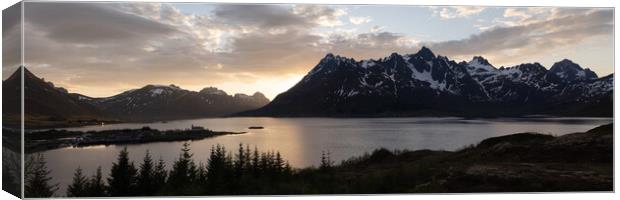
[385,52,406,64]
[414,46,435,60]
[466,56,496,76]
[320,52,355,63]
[547,59,598,83]
[5,66,27,83]
[304,53,358,81]
[513,62,546,72]
[470,56,493,67]
[389,52,401,59]
[322,52,336,60]
[243,49,612,117]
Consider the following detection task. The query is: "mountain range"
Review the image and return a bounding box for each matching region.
[2,67,269,127]
[240,47,612,117]
[3,46,613,128]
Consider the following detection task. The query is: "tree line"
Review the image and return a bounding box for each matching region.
[25,142,334,197]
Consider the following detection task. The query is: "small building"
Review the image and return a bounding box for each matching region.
[191,124,205,130]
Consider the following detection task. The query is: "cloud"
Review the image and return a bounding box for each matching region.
[430,6,485,19]
[370,25,385,33]
[25,3,177,44]
[21,3,218,96]
[320,31,419,60]
[349,16,372,24]
[2,3,22,74]
[293,5,347,27]
[427,8,612,65]
[214,5,309,29]
[13,3,612,99]
[17,3,357,99]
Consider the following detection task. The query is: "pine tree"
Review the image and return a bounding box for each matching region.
[85,166,106,196]
[206,144,232,194]
[251,146,260,176]
[66,167,88,197]
[244,144,251,171]
[136,150,155,195]
[275,152,284,173]
[234,143,246,177]
[25,153,58,197]
[195,162,208,192]
[152,157,167,194]
[107,147,138,196]
[320,151,332,170]
[167,142,198,195]
[283,161,292,175]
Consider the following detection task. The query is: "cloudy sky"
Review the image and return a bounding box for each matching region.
[2,2,614,99]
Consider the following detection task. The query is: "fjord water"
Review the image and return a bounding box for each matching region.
[41,117,610,193]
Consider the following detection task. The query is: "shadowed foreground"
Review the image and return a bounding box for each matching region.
[25,123,613,197]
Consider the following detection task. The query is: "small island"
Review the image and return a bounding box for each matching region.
[248,126,264,129]
[25,126,246,153]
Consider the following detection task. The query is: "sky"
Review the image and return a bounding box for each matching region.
[2,2,614,100]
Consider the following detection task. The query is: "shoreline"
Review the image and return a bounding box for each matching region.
[24,127,246,153]
[36,123,614,196]
[21,116,613,132]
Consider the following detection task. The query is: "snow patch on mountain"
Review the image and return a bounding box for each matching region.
[466,56,496,76]
[407,61,447,91]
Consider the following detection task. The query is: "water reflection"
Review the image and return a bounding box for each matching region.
[37,117,611,194]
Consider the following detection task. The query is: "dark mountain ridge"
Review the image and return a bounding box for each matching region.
[2,67,269,127]
[86,83,269,121]
[3,67,105,128]
[241,47,612,117]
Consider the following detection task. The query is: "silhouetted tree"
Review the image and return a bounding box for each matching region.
[234,143,246,176]
[251,147,260,176]
[167,142,198,195]
[136,150,155,195]
[67,167,88,197]
[152,157,167,194]
[244,145,251,169]
[195,163,208,193]
[62,143,302,196]
[25,153,58,197]
[107,147,138,196]
[275,152,284,173]
[320,151,333,171]
[85,166,106,196]
[206,144,233,194]
[283,161,292,175]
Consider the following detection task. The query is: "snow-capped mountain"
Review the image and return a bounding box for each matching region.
[242,47,612,117]
[545,59,598,84]
[4,67,270,123]
[84,84,269,120]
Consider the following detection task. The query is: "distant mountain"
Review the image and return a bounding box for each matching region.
[3,67,270,126]
[241,47,612,117]
[545,59,598,84]
[85,84,269,121]
[3,67,105,128]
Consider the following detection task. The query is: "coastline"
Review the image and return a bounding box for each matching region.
[35,123,614,196]
[24,127,246,153]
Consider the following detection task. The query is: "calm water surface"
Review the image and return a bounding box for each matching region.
[38,117,611,194]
